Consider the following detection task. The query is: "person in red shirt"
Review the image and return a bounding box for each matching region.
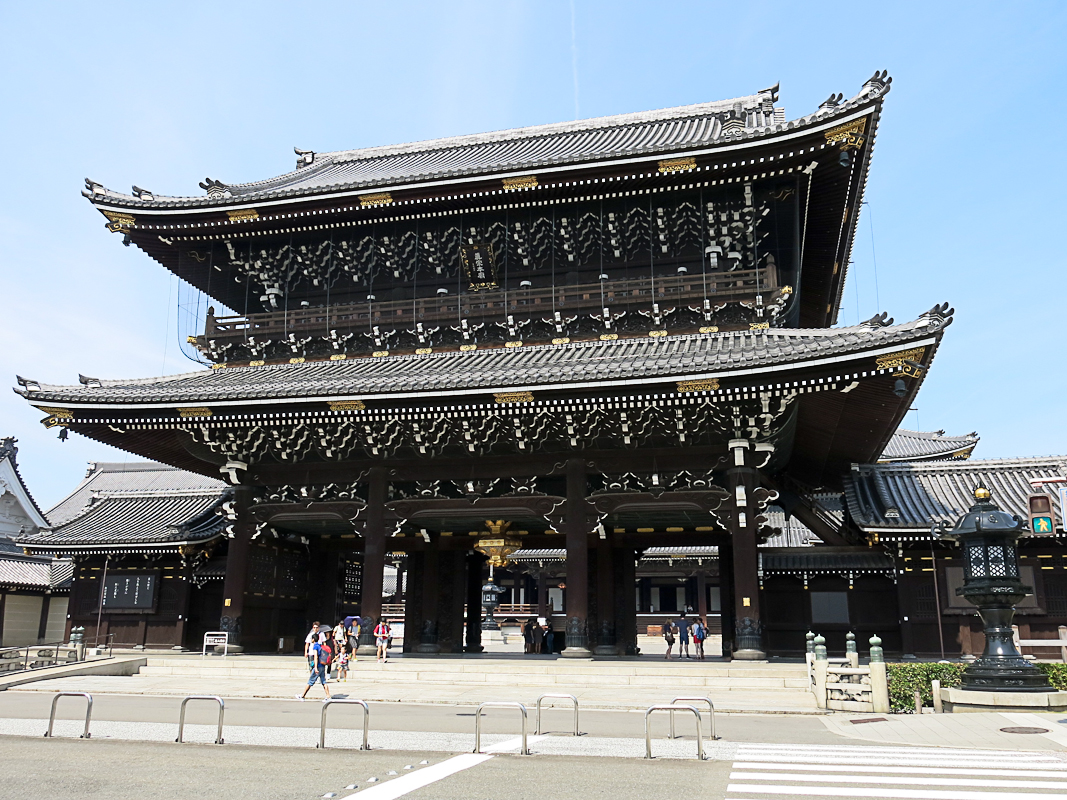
[374,619,391,663]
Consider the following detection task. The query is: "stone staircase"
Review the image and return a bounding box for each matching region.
[138,655,811,693]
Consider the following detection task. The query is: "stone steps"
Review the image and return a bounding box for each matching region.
[136,657,810,691]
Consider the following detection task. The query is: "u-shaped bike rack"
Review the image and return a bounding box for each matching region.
[317,699,370,750]
[473,702,529,755]
[645,704,704,760]
[44,692,93,739]
[176,695,225,744]
[535,693,579,736]
[670,696,717,741]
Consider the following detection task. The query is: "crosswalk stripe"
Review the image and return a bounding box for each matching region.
[730,772,1067,791]
[734,762,1067,779]
[736,745,1060,761]
[726,784,1067,799]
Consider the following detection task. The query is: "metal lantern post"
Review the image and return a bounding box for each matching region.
[481,578,505,631]
[936,487,1052,691]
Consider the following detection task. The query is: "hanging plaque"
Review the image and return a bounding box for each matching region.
[460,243,498,291]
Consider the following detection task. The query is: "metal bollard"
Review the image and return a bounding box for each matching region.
[176,695,225,744]
[474,702,529,755]
[44,692,93,739]
[645,704,703,760]
[318,699,370,750]
[670,696,718,740]
[535,694,579,736]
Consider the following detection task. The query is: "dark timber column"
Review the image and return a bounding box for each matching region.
[718,542,735,657]
[727,439,766,660]
[221,485,255,648]
[536,572,548,618]
[417,534,441,653]
[594,537,616,655]
[358,468,387,655]
[563,458,592,657]
[465,551,485,653]
[696,572,708,621]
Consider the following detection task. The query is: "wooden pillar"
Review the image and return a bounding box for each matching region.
[221,485,255,647]
[536,572,548,617]
[402,552,425,654]
[562,458,591,657]
[465,552,485,652]
[696,572,708,621]
[594,537,616,655]
[727,439,765,660]
[718,540,735,657]
[417,534,441,653]
[616,546,638,655]
[37,594,51,643]
[358,468,387,654]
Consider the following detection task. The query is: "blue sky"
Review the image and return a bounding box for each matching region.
[1,1,1064,509]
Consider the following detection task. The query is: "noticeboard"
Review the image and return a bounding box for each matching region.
[101,572,159,612]
[460,243,498,291]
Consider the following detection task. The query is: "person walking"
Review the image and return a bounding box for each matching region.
[303,621,321,657]
[332,620,346,652]
[336,648,349,681]
[320,632,335,680]
[298,634,332,700]
[663,619,676,660]
[675,611,692,659]
[692,617,706,660]
[522,619,534,654]
[374,619,391,663]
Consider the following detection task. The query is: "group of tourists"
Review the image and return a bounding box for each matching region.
[297,616,393,699]
[661,612,709,660]
[520,618,559,654]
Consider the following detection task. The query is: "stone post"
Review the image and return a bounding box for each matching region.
[812,634,828,710]
[846,631,859,668]
[357,468,386,655]
[869,635,890,713]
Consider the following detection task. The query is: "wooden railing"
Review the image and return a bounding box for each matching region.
[204,268,776,342]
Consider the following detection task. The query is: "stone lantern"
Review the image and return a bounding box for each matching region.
[481,578,506,631]
[937,487,1051,691]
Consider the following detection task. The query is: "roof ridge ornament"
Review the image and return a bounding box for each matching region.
[918,302,954,330]
[860,311,894,329]
[863,70,892,93]
[819,93,844,110]
[198,178,230,199]
[294,147,316,169]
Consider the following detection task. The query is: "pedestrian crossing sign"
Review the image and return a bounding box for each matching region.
[1028,493,1056,535]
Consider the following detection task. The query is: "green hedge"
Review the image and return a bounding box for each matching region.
[886,663,964,712]
[886,662,1067,710]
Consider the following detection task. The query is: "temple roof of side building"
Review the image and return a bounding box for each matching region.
[82,75,889,212]
[0,550,73,592]
[843,456,1067,535]
[14,311,947,408]
[0,437,50,534]
[878,428,979,463]
[760,548,895,574]
[18,462,229,552]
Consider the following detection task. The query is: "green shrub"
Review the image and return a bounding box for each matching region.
[886,662,965,712]
[1037,663,1067,690]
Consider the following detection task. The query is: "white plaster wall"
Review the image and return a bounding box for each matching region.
[2,594,43,646]
[44,597,69,642]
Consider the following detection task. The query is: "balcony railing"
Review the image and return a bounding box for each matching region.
[203,267,777,345]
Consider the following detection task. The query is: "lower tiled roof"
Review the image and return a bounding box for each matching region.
[844,457,1067,532]
[879,428,979,463]
[0,551,73,591]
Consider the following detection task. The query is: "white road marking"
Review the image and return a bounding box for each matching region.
[339,753,493,800]
[726,785,1067,799]
[730,771,1067,790]
[735,762,1067,778]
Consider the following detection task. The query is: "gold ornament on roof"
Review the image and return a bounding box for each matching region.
[974,486,992,501]
[474,520,523,567]
[824,117,867,150]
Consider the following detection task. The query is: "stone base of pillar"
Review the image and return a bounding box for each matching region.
[561,646,593,658]
[732,648,767,661]
[464,644,484,653]
[416,643,441,654]
[593,644,619,656]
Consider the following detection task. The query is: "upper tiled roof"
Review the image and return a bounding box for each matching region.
[20,461,228,550]
[879,428,979,463]
[15,311,948,408]
[83,75,890,210]
[843,457,1067,533]
[0,437,50,533]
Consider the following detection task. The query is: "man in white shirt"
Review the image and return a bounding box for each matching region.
[303,622,321,657]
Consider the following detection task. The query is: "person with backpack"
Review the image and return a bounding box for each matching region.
[374,619,391,663]
[297,633,332,700]
[663,619,677,660]
[692,617,706,660]
[320,631,335,679]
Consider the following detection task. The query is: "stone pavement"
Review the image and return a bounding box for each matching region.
[823,709,1067,751]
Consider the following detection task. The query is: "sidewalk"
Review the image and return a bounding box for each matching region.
[823,710,1067,751]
